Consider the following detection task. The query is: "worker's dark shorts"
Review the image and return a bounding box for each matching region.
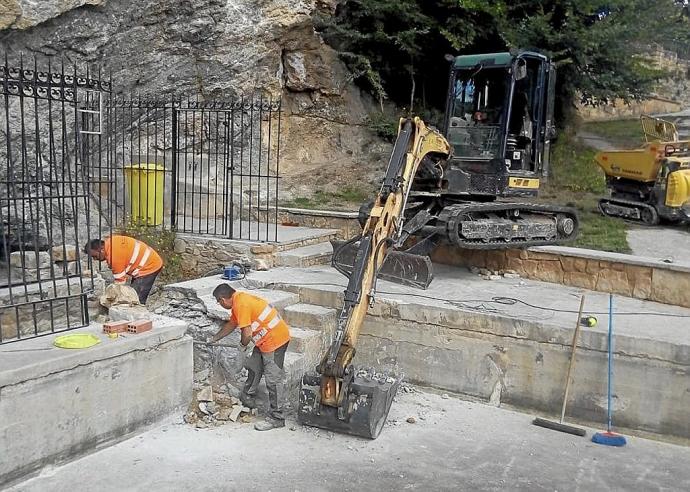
[130,269,161,304]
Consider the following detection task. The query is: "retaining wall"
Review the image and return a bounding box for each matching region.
[432,245,690,309]
[0,317,192,487]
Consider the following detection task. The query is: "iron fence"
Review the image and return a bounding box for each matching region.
[98,95,281,242]
[0,55,110,343]
[1,53,282,344]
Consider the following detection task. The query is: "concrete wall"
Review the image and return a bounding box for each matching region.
[432,245,690,309]
[278,283,690,441]
[0,317,192,486]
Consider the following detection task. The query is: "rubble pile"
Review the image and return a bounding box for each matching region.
[183,384,257,430]
[468,266,522,281]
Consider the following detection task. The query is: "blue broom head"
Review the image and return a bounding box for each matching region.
[592,431,627,447]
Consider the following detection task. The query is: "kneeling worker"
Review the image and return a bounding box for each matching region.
[84,235,163,304]
[211,284,291,431]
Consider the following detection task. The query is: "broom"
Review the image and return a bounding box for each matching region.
[532,294,587,436]
[592,294,627,446]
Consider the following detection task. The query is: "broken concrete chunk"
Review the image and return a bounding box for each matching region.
[469,266,481,275]
[229,405,243,422]
[51,245,78,262]
[205,402,218,415]
[198,402,211,415]
[194,369,210,383]
[488,275,502,280]
[253,259,270,271]
[197,386,213,402]
[10,251,51,269]
[195,421,209,429]
[479,268,491,276]
[100,283,141,308]
[183,412,198,424]
[240,415,253,424]
[217,408,233,421]
[504,272,520,279]
[406,417,416,424]
[108,304,149,322]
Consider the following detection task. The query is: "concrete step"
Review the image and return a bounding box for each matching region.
[287,326,322,355]
[275,242,333,268]
[274,229,338,253]
[283,303,337,332]
[198,289,300,321]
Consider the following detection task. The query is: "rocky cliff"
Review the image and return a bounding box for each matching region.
[0,0,388,199]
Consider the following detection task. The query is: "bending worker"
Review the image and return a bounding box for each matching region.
[84,235,163,304]
[211,283,291,431]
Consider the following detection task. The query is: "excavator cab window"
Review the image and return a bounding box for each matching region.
[447,67,509,160]
[507,58,541,173]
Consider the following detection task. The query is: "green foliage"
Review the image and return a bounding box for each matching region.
[574,212,630,253]
[319,0,690,126]
[282,185,375,210]
[366,112,399,141]
[119,223,188,284]
[549,133,606,194]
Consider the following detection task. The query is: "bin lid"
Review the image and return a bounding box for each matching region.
[123,163,165,171]
[54,333,102,349]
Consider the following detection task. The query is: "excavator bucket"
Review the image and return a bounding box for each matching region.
[331,240,434,289]
[298,371,400,439]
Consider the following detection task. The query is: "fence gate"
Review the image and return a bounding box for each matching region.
[104,96,281,242]
[0,57,109,343]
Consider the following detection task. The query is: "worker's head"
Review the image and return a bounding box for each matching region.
[83,239,106,261]
[213,283,236,309]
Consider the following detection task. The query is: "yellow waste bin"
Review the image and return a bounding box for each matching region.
[123,163,165,226]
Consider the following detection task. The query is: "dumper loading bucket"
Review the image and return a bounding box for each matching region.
[123,163,165,226]
[298,371,400,439]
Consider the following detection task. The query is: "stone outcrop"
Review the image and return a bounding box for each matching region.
[0,0,386,199]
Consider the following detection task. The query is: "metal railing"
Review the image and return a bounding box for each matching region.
[99,96,282,242]
[0,55,110,343]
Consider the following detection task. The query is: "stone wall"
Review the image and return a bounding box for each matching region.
[278,207,360,239]
[432,245,690,308]
[577,97,682,122]
[171,233,276,276]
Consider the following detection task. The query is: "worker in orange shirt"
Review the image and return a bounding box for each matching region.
[84,235,164,304]
[211,283,291,431]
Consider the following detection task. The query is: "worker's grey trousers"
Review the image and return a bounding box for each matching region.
[243,342,288,421]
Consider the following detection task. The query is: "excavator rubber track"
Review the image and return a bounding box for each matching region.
[437,202,579,249]
[598,197,659,225]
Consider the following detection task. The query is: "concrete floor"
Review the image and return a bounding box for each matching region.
[8,389,690,492]
[627,226,690,263]
[247,265,690,347]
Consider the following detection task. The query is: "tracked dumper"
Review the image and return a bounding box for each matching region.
[595,115,690,225]
[298,51,579,439]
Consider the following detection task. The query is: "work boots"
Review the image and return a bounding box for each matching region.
[254,417,285,431]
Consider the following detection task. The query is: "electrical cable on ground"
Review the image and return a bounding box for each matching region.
[261,281,690,318]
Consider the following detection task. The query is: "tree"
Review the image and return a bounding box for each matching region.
[318,0,690,125]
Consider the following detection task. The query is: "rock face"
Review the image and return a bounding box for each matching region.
[1,0,107,30]
[0,0,387,198]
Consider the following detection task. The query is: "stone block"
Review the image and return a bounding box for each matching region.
[250,244,276,255]
[173,238,187,254]
[50,245,78,262]
[10,251,51,269]
[573,258,588,273]
[651,269,690,308]
[109,304,150,322]
[585,259,601,274]
[100,283,140,308]
[594,269,632,296]
[564,271,596,290]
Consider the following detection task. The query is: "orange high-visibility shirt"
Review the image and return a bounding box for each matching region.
[103,235,163,283]
[231,291,290,353]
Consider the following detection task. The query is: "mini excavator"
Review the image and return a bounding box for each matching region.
[298,51,579,439]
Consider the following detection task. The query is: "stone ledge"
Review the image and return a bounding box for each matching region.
[531,246,690,273]
[0,315,187,388]
[279,207,359,219]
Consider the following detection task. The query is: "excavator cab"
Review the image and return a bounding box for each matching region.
[439,51,556,199]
